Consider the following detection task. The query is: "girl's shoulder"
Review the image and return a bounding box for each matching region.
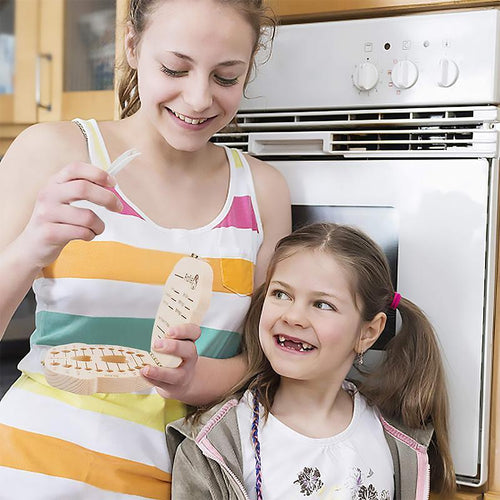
[3,120,88,175]
[168,398,241,441]
[243,153,289,195]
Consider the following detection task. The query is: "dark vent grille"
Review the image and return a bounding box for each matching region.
[212,106,499,158]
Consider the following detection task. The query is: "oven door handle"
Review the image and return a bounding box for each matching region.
[247,132,331,156]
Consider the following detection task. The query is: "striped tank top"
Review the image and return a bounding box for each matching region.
[0,118,262,499]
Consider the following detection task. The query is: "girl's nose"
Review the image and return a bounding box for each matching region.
[281,301,308,328]
[184,75,213,112]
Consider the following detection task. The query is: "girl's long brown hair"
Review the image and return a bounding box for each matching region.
[193,222,456,497]
[117,0,276,118]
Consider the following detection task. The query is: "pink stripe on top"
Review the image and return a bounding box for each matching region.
[108,187,145,220]
[215,195,259,232]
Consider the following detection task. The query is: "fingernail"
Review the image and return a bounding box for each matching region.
[142,366,150,377]
[116,200,123,212]
[108,175,117,186]
[154,339,164,349]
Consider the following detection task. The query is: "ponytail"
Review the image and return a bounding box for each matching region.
[359,297,456,497]
[117,64,140,118]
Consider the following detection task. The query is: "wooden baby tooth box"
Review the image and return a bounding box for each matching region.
[43,255,213,395]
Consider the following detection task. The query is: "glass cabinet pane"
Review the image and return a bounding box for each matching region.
[64,0,116,92]
[0,0,15,95]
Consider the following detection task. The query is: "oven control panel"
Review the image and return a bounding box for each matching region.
[242,8,500,109]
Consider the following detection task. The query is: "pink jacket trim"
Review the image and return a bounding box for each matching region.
[195,399,239,444]
[194,399,239,464]
[379,415,430,500]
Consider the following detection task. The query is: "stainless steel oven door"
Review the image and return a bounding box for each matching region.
[269,157,495,485]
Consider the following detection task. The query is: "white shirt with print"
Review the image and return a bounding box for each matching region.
[236,383,394,500]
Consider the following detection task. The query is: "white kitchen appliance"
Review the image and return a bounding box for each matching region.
[214,8,500,486]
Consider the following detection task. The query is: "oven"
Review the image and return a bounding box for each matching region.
[214,8,500,486]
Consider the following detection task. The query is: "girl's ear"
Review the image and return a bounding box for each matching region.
[357,312,387,353]
[125,23,139,70]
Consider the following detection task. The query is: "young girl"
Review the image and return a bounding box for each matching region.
[0,0,290,498]
[167,222,456,499]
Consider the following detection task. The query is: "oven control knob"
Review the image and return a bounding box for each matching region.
[391,60,419,89]
[437,58,459,87]
[352,62,379,91]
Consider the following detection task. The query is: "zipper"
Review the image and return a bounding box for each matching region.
[198,440,251,500]
[424,464,430,500]
[219,458,252,500]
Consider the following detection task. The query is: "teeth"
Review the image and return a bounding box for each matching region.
[277,335,314,351]
[173,110,208,125]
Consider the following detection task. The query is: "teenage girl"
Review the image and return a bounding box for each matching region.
[167,223,456,499]
[0,0,290,497]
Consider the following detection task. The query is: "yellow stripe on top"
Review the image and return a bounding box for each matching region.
[86,119,111,170]
[231,148,243,168]
[43,240,253,296]
[0,423,171,499]
[14,374,185,431]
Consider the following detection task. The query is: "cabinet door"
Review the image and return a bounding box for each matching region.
[268,0,500,21]
[14,0,119,123]
[0,0,16,124]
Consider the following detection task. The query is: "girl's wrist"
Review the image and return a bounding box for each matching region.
[7,233,46,278]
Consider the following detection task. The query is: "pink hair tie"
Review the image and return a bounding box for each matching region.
[390,292,401,310]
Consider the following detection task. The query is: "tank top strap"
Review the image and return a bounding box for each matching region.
[223,146,263,236]
[226,147,251,193]
[73,118,112,171]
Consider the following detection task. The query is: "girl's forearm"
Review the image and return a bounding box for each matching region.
[0,238,41,340]
[182,353,247,407]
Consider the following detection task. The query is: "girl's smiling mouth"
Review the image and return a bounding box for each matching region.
[274,334,316,353]
[167,107,214,125]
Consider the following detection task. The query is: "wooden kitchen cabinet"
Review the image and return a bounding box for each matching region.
[0,0,15,126]
[268,0,500,22]
[0,0,128,155]
[13,0,119,124]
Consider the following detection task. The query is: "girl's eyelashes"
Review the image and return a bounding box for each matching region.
[269,288,336,311]
[270,289,291,301]
[314,301,336,312]
[160,65,239,86]
[160,65,187,77]
[214,75,239,86]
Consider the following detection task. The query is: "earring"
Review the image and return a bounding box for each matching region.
[355,351,364,366]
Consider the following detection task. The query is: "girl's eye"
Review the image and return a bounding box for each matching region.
[315,301,335,311]
[271,289,290,301]
[161,65,187,77]
[214,75,239,86]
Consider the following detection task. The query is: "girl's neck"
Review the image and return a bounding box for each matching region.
[104,114,219,173]
[270,377,354,439]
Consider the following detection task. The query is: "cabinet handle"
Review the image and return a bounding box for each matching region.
[35,53,52,111]
[247,131,332,155]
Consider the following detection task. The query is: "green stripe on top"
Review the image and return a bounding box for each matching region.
[32,311,241,359]
[195,327,241,359]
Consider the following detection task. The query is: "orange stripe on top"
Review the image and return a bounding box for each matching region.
[0,423,171,499]
[43,240,253,296]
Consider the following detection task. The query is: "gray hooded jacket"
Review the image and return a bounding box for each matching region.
[166,398,434,500]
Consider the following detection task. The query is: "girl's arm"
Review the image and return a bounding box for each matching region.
[0,122,122,339]
[247,155,292,286]
[143,328,246,406]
